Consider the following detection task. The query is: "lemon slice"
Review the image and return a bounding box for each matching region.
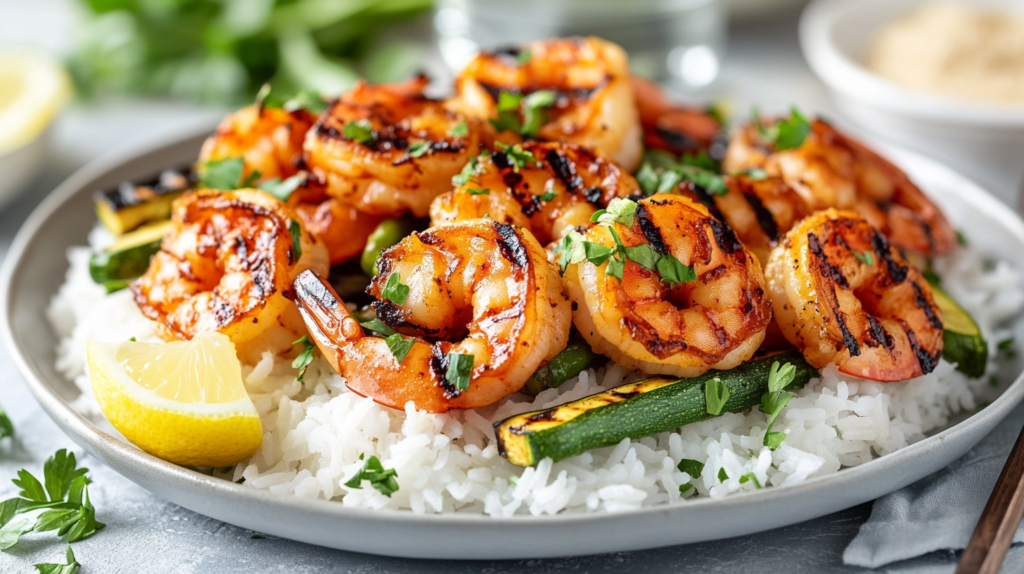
[87,332,263,468]
[0,51,71,154]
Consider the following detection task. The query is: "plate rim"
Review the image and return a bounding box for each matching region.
[4,128,1024,556]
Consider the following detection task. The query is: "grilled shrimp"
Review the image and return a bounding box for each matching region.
[564,195,772,377]
[198,104,315,183]
[631,76,723,156]
[303,75,490,218]
[765,209,944,381]
[132,189,329,364]
[293,220,571,412]
[429,141,640,245]
[678,175,810,266]
[452,37,642,172]
[285,181,384,265]
[723,117,955,255]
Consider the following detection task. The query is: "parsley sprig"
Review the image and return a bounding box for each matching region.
[0,450,104,551]
[761,361,797,450]
[446,352,475,392]
[452,154,487,187]
[288,220,303,260]
[0,403,12,441]
[199,157,260,190]
[753,106,811,151]
[34,544,80,574]
[344,454,399,498]
[704,377,730,416]
[489,90,558,138]
[381,272,410,305]
[636,150,727,197]
[343,119,375,145]
[556,198,696,286]
[495,142,536,172]
[259,174,305,202]
[291,335,316,383]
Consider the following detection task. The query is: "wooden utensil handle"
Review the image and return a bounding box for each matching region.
[957,423,1024,574]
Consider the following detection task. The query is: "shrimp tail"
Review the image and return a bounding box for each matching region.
[293,269,359,374]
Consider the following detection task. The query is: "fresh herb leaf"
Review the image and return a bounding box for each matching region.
[582,242,616,266]
[852,250,874,266]
[956,230,968,247]
[446,353,475,393]
[34,544,80,574]
[677,151,721,173]
[597,197,638,227]
[14,470,47,502]
[677,459,705,477]
[764,432,787,450]
[381,272,410,306]
[344,455,400,497]
[509,474,519,485]
[283,91,327,115]
[254,83,273,109]
[452,154,485,186]
[761,361,797,449]
[359,318,397,337]
[466,188,490,195]
[449,120,468,137]
[636,162,660,196]
[999,338,1016,358]
[343,119,375,145]
[516,50,533,65]
[199,157,245,190]
[496,142,535,172]
[0,405,12,441]
[623,243,660,271]
[490,92,524,133]
[679,483,694,494]
[678,166,728,196]
[521,89,557,137]
[606,256,625,281]
[384,333,415,364]
[496,91,523,113]
[523,89,556,109]
[657,254,696,286]
[590,209,607,222]
[717,468,728,482]
[768,361,797,394]
[556,229,586,271]
[539,189,557,202]
[128,337,136,342]
[739,167,768,180]
[762,107,811,151]
[43,450,88,503]
[656,169,683,194]
[259,174,305,202]
[289,220,302,261]
[705,377,730,416]
[0,515,36,550]
[291,336,316,383]
[408,142,431,158]
[739,471,762,489]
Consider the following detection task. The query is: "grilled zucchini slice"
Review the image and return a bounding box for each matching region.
[94,169,190,235]
[89,220,172,292]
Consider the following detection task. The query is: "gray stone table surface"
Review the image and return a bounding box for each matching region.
[1,2,1021,572]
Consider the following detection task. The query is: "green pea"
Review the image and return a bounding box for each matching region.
[361,217,417,277]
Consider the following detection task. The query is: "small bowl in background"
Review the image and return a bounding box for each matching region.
[800,0,1024,204]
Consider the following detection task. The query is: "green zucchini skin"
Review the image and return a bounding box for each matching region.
[496,351,817,467]
[522,339,602,396]
[944,331,988,379]
[89,238,162,287]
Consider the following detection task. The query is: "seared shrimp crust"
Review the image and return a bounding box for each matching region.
[564,195,772,377]
[304,75,489,218]
[724,118,955,256]
[766,209,944,381]
[293,220,571,412]
[452,37,642,172]
[132,189,329,363]
[198,104,314,183]
[429,141,640,245]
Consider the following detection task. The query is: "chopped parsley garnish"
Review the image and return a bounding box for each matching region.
[582,241,615,266]
[446,352,475,392]
[490,92,523,133]
[679,483,694,494]
[291,335,316,383]
[717,468,728,482]
[677,459,704,477]
[677,166,728,196]
[956,230,968,247]
[739,471,763,489]
[623,243,660,271]
[852,250,874,266]
[343,119,375,145]
[0,449,104,551]
[288,219,302,260]
[0,404,12,442]
[128,336,137,342]
[636,162,659,195]
[521,89,557,137]
[496,142,535,172]
[596,197,637,226]
[705,377,730,416]
[259,174,305,202]
[539,189,557,202]
[408,142,431,158]
[739,167,768,180]
[760,361,797,450]
[282,90,327,114]
[636,150,726,197]
[998,338,1016,358]
[754,106,811,151]
[657,254,696,286]
[199,157,246,190]
[359,318,396,337]
[516,50,533,65]
[449,120,468,137]
[384,333,415,364]
[34,544,80,574]
[344,455,399,498]
[452,154,486,187]
[605,255,625,281]
[556,229,587,271]
[467,188,490,195]
[655,169,682,194]
[381,272,410,306]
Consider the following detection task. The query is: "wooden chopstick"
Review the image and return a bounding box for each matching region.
[956,423,1024,574]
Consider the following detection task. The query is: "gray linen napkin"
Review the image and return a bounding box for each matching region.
[843,402,1024,569]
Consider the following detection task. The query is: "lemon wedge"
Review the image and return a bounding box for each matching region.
[0,51,71,154]
[87,332,263,468]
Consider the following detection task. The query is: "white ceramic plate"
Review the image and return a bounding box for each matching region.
[3,130,1024,560]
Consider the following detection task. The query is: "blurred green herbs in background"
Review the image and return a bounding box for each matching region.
[67,0,433,105]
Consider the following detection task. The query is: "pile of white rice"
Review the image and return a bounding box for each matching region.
[48,227,1024,516]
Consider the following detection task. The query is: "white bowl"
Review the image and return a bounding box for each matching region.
[800,0,1024,203]
[0,127,50,209]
